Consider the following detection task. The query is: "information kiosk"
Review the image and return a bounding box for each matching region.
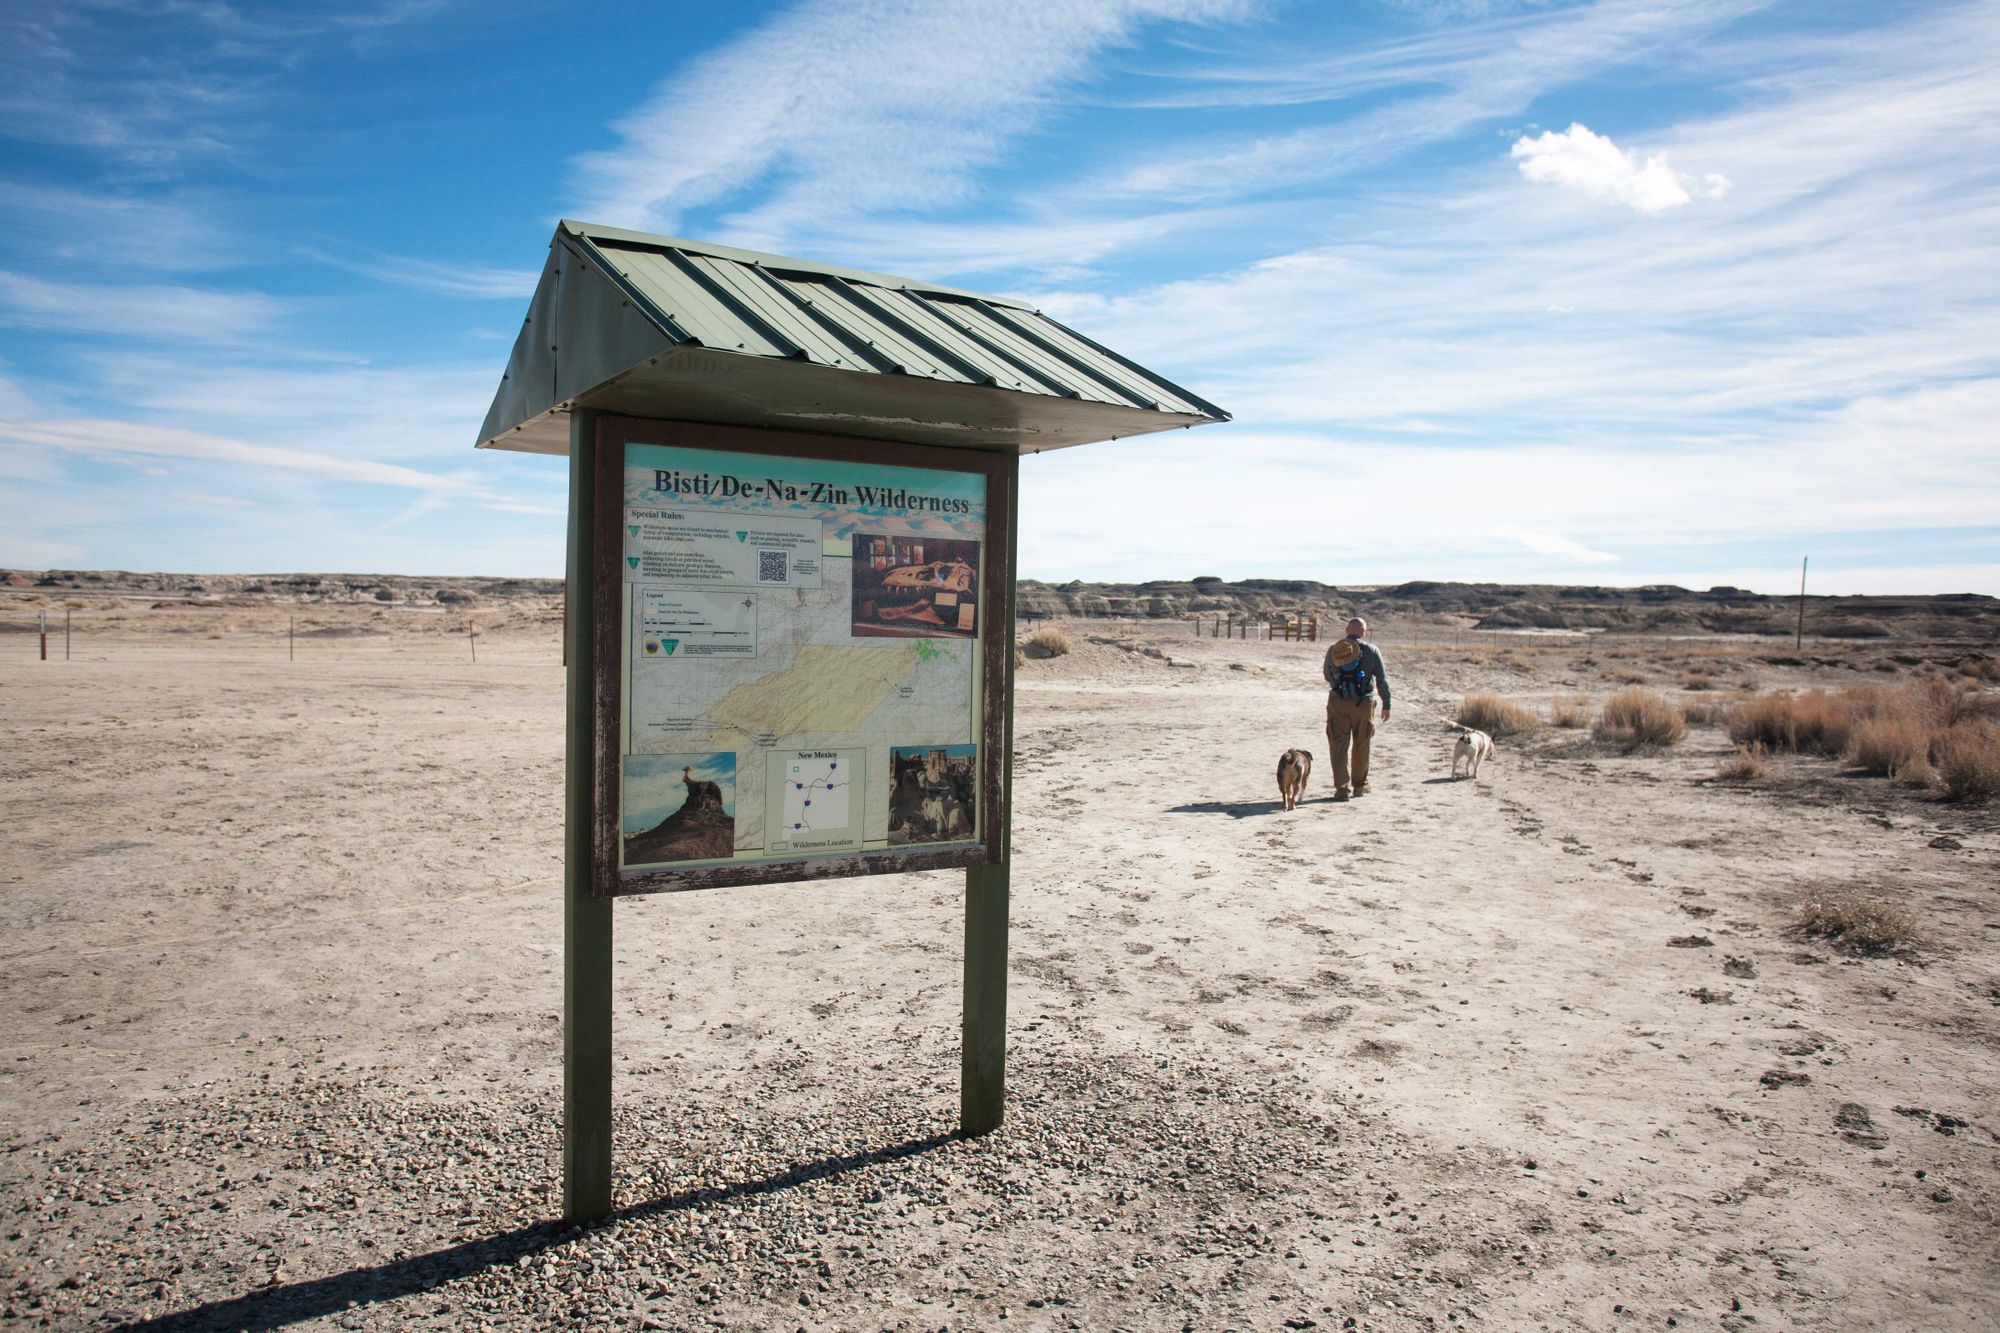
[476,222,1227,1221]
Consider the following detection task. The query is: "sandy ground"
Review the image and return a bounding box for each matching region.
[1,617,1996,1331]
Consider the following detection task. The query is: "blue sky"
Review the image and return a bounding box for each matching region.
[2,0,1995,595]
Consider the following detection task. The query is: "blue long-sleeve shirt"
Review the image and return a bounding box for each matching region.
[1323,638,1391,709]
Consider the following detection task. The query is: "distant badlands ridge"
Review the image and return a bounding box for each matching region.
[5,568,1996,639]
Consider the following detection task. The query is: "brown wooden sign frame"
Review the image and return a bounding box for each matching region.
[588,413,1014,898]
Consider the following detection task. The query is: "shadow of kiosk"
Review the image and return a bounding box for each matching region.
[475,221,1228,1223]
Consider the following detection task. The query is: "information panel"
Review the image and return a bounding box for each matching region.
[610,430,998,887]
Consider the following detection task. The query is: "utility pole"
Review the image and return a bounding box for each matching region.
[1795,556,1808,650]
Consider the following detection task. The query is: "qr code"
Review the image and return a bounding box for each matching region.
[756,549,787,583]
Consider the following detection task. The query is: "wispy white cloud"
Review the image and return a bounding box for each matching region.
[569,0,1261,239]
[0,1,451,166]
[1020,376,2000,587]
[1036,1,2000,440]
[0,181,238,273]
[1498,530,1621,564]
[0,514,84,568]
[1512,123,1728,212]
[311,248,541,299]
[0,419,477,493]
[80,353,498,464]
[0,272,284,343]
[1094,0,1768,201]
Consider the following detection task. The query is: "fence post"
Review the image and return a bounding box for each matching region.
[65,608,70,660]
[39,611,47,661]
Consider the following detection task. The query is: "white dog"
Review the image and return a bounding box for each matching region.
[1452,728,1494,780]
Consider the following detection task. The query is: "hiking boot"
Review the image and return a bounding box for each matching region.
[1333,790,1351,802]
[1354,784,1370,797]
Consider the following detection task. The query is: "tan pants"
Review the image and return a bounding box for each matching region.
[1325,696,1376,795]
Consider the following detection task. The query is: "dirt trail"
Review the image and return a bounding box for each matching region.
[1,624,1995,1330]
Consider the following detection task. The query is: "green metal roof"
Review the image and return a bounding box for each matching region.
[476,221,1229,455]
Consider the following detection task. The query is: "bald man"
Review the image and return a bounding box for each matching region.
[1322,617,1392,801]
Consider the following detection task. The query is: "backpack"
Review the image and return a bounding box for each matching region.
[1333,645,1373,700]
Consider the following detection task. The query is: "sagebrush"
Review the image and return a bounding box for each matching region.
[1022,627,1071,659]
[1795,888,1916,955]
[1594,688,1686,750]
[1935,721,2000,801]
[1456,691,1540,737]
[1715,744,1768,782]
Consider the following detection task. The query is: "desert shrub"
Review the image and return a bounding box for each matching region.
[1908,674,1994,729]
[1022,627,1071,659]
[1594,688,1686,750]
[1795,888,1915,955]
[1604,668,1648,685]
[1715,744,1768,782]
[1934,721,2000,801]
[1550,694,1592,728]
[1456,691,1540,737]
[1682,670,1717,691]
[1728,690,1855,756]
[1848,713,1932,782]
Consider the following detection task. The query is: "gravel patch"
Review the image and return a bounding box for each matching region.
[2,1031,1531,1330]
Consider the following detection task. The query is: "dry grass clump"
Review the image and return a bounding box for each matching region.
[1934,721,2000,801]
[1594,688,1686,750]
[1715,744,1768,782]
[1549,694,1592,728]
[1604,668,1648,685]
[1022,627,1072,659]
[1794,887,1916,955]
[1728,690,1856,756]
[1682,670,1718,691]
[1848,713,1933,783]
[1456,691,1540,737]
[1724,675,1997,800]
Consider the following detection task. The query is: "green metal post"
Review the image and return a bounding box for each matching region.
[962,456,1018,1137]
[564,407,615,1222]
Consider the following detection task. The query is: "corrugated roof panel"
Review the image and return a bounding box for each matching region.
[596,246,791,357]
[760,270,916,374]
[915,297,1133,407]
[992,307,1212,417]
[804,279,978,383]
[984,306,1173,411]
[476,220,1228,454]
[835,284,1021,389]
[683,255,849,367]
[897,292,1089,399]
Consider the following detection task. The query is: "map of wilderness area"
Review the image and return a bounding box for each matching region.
[616,441,987,874]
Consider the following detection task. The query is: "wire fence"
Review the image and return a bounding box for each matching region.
[0,605,564,667]
[1,601,1868,667]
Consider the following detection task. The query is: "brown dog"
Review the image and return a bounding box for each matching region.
[1277,748,1313,810]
